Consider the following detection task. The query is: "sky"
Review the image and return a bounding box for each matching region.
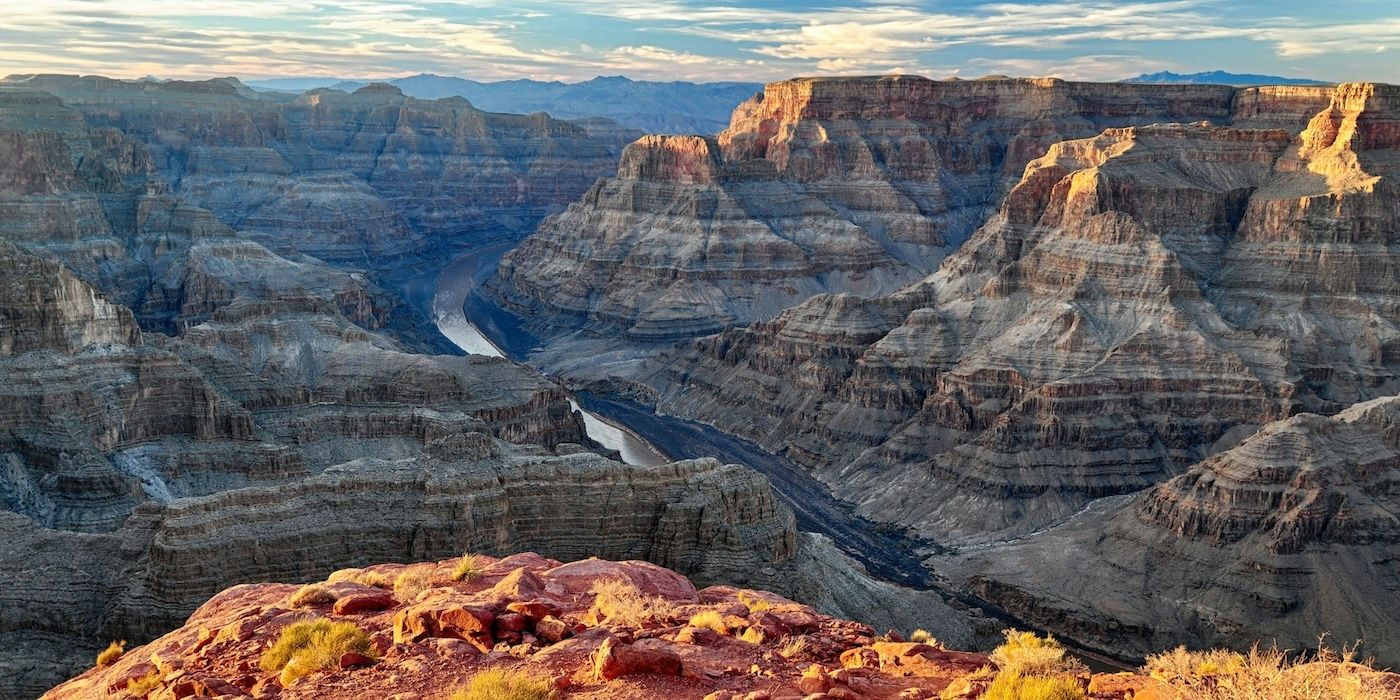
[0,1,1396,84]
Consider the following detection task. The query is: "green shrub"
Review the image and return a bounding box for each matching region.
[449,668,555,700]
[259,619,374,686]
[452,554,486,583]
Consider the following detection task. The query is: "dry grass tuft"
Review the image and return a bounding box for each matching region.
[736,591,775,613]
[1145,642,1395,700]
[452,554,486,583]
[589,579,671,628]
[688,610,730,635]
[990,629,1086,677]
[126,668,163,697]
[260,619,374,686]
[328,568,392,589]
[910,628,936,645]
[96,640,125,667]
[393,568,437,602]
[739,627,766,645]
[289,584,337,608]
[449,667,556,700]
[983,671,1086,700]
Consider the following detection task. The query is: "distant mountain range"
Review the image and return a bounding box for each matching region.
[1123,70,1331,86]
[246,74,762,134]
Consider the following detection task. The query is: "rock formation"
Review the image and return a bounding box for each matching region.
[2,74,637,267]
[941,395,1400,666]
[489,76,1340,344]
[43,553,1400,700]
[654,80,1397,545]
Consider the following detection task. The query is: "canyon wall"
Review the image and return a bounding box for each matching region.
[654,80,1397,544]
[488,76,1340,342]
[1,74,637,268]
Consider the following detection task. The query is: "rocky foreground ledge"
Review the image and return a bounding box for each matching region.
[46,554,1400,700]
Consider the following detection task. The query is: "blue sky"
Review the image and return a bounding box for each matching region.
[0,1,1395,83]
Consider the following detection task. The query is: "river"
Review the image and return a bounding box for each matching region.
[430,247,668,468]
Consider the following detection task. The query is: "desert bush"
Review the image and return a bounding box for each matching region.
[982,671,1086,700]
[394,568,436,601]
[289,584,337,608]
[910,628,936,645]
[589,579,670,627]
[328,568,392,589]
[259,619,374,686]
[990,629,1086,677]
[126,668,163,697]
[452,554,486,583]
[96,640,125,667]
[1144,643,1394,700]
[688,610,730,635]
[449,667,555,700]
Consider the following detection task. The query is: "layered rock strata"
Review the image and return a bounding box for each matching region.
[656,81,1398,544]
[941,395,1400,666]
[489,76,1343,341]
[2,74,636,266]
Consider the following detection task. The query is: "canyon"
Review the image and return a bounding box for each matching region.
[481,76,1400,667]
[2,68,1398,699]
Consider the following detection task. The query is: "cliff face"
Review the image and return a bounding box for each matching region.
[944,396,1400,665]
[3,451,797,698]
[654,81,1398,544]
[488,77,1342,341]
[2,75,636,266]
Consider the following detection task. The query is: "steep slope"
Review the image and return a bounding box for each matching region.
[942,395,1400,666]
[1,74,636,266]
[489,76,1339,346]
[655,81,1398,544]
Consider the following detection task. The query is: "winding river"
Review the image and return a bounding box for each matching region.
[430,246,668,468]
[427,247,935,587]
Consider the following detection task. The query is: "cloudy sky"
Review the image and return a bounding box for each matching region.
[0,0,1395,83]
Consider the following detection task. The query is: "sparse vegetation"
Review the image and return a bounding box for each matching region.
[289,584,337,608]
[736,591,775,613]
[588,579,671,627]
[982,671,1087,700]
[1144,642,1395,700]
[910,628,936,645]
[451,554,486,583]
[328,568,392,589]
[126,667,163,697]
[96,640,125,667]
[259,619,375,686]
[393,568,436,602]
[449,668,556,700]
[739,626,766,645]
[990,629,1086,677]
[777,636,810,659]
[688,610,730,635]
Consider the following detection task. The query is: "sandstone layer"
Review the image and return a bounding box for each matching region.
[940,395,1400,666]
[656,81,1398,544]
[489,76,1342,342]
[2,74,636,267]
